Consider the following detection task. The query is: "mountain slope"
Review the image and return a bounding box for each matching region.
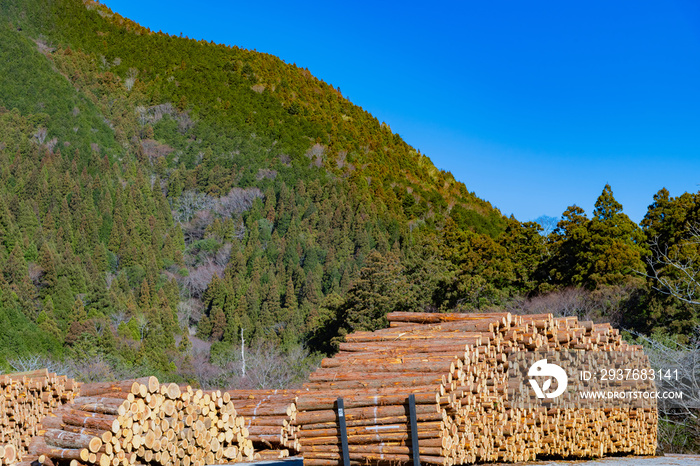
[5,0,505,234]
[0,0,525,380]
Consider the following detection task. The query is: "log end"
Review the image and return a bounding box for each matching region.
[166,383,181,400]
[3,445,15,463]
[147,376,160,394]
[88,437,102,454]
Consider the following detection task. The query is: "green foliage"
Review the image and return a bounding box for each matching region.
[0,22,117,160]
[587,184,647,286]
[544,186,647,289]
[0,291,61,366]
[0,0,697,385]
[547,205,591,285]
[342,250,412,332]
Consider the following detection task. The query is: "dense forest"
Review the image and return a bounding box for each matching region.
[1,2,699,446]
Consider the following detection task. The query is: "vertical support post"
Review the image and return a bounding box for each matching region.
[337,397,351,466]
[408,393,420,466]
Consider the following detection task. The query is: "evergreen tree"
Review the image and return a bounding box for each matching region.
[70,297,88,322]
[343,250,410,332]
[139,278,151,309]
[547,205,590,286]
[586,184,647,286]
[4,244,27,285]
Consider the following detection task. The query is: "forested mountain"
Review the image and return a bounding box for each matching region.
[0,0,698,388]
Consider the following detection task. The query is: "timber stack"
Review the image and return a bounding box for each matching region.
[0,369,79,464]
[225,390,299,459]
[27,377,254,466]
[294,311,657,466]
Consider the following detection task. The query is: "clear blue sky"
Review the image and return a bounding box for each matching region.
[101,0,700,224]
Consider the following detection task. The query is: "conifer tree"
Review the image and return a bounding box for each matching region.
[586,184,647,286]
[282,277,298,318]
[37,306,62,341]
[4,244,27,285]
[139,278,151,309]
[70,297,88,323]
[343,250,410,332]
[548,205,590,286]
[210,307,226,341]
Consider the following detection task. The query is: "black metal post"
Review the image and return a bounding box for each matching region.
[337,397,351,466]
[408,393,420,466]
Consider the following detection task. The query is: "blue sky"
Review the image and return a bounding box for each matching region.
[101,0,700,224]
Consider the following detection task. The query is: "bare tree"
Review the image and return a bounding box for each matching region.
[7,354,42,372]
[227,220,246,241]
[34,36,55,55]
[177,299,203,330]
[508,285,636,326]
[244,343,315,389]
[172,188,259,245]
[110,309,129,328]
[33,127,48,144]
[241,328,246,378]
[46,138,58,152]
[182,210,214,244]
[135,314,149,341]
[305,143,324,168]
[7,354,68,375]
[179,259,224,299]
[215,187,263,218]
[642,226,700,305]
[125,68,138,91]
[135,105,148,126]
[213,243,233,268]
[187,347,222,390]
[206,340,318,390]
[67,354,115,383]
[628,329,700,452]
[534,215,558,237]
[512,287,594,318]
[172,191,216,224]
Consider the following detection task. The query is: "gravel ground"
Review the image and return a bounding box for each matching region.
[532,455,700,466]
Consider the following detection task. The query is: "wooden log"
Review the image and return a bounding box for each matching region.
[297,421,445,438]
[303,375,445,390]
[312,359,459,375]
[337,339,481,353]
[297,392,440,411]
[387,311,511,326]
[307,370,452,383]
[44,429,103,453]
[233,404,294,417]
[28,437,89,462]
[61,411,120,434]
[320,353,465,368]
[71,397,128,417]
[297,411,445,430]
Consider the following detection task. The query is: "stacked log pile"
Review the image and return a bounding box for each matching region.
[225,390,298,459]
[0,369,78,463]
[0,312,657,466]
[295,311,657,466]
[29,377,254,466]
